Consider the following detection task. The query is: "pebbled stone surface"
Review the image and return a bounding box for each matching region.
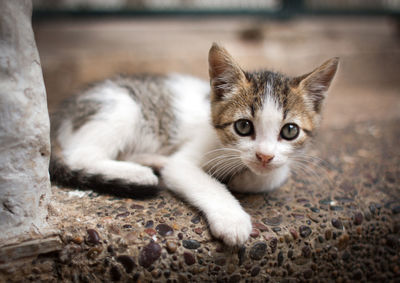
[2,119,398,282]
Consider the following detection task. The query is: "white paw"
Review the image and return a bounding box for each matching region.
[208,209,252,246]
[124,167,159,186]
[103,165,159,186]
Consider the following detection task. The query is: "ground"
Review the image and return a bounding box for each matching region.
[0,16,399,282]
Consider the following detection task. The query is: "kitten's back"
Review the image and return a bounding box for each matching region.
[49,74,210,198]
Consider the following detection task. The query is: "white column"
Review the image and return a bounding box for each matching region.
[0,0,52,244]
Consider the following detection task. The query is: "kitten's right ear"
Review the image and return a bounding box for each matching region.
[208,43,247,100]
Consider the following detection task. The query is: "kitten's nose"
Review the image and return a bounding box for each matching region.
[256,152,274,165]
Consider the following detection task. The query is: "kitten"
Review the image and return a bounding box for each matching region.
[50,44,338,246]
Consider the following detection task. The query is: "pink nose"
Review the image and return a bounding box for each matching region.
[256,152,274,164]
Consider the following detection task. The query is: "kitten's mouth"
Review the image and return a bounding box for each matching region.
[246,160,282,175]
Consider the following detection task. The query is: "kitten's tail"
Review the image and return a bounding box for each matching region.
[49,157,160,199]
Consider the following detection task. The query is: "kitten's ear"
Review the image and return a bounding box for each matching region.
[294,57,339,113]
[208,43,248,100]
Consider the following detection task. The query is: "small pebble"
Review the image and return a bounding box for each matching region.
[139,242,162,268]
[253,223,269,232]
[299,225,312,238]
[307,214,319,223]
[116,211,130,218]
[72,236,83,244]
[331,218,343,230]
[289,228,299,240]
[319,197,331,205]
[250,229,259,238]
[353,212,363,225]
[130,204,144,210]
[272,227,281,233]
[116,255,136,273]
[107,245,115,254]
[291,213,304,219]
[156,224,174,236]
[164,270,171,278]
[191,214,201,224]
[145,220,154,228]
[269,238,278,253]
[193,227,203,235]
[110,265,121,281]
[334,196,354,203]
[144,228,156,236]
[182,239,200,249]
[86,229,100,245]
[249,242,267,260]
[251,266,260,277]
[151,269,162,278]
[369,203,378,214]
[277,251,284,266]
[337,234,350,250]
[183,251,196,265]
[329,205,343,211]
[262,215,282,226]
[392,206,400,214]
[165,241,177,254]
[325,229,332,240]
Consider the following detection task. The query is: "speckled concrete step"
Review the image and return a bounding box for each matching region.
[2,119,398,282]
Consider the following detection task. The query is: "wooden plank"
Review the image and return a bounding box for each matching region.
[0,236,62,265]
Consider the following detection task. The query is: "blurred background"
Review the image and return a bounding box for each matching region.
[32,0,400,130]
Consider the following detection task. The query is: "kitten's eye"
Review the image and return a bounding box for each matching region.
[234,119,254,136]
[280,123,300,140]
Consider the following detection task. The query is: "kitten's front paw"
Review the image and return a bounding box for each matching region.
[208,209,252,246]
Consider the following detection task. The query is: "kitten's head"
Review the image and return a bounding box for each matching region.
[208,43,338,176]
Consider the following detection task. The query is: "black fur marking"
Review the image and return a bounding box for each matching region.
[49,158,160,199]
[214,122,232,130]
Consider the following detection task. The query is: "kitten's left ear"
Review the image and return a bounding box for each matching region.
[294,57,339,113]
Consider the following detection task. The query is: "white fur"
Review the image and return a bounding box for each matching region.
[165,74,210,143]
[59,81,159,185]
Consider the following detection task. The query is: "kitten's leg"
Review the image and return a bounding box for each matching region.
[64,146,159,186]
[127,154,169,175]
[162,154,252,246]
